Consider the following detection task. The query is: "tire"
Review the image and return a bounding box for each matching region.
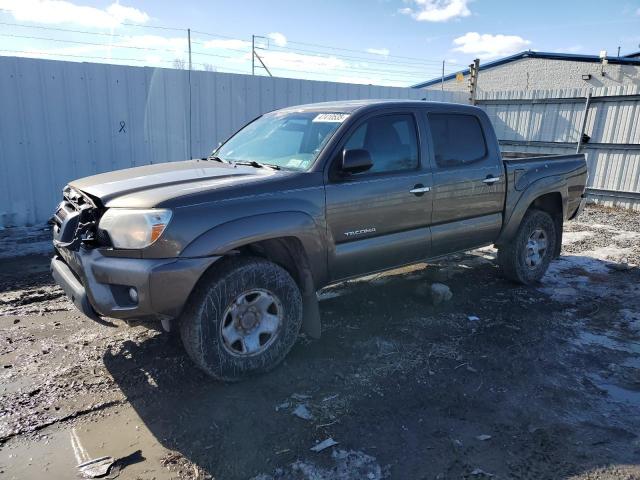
[179,256,303,381]
[498,208,557,285]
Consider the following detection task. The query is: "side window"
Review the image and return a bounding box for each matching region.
[342,114,419,174]
[428,113,487,168]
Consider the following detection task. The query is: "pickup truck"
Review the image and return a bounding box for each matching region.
[51,100,587,381]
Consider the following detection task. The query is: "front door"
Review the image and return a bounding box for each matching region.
[325,111,433,281]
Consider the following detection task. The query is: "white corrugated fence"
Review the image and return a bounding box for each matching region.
[478,85,640,210]
[0,56,466,227]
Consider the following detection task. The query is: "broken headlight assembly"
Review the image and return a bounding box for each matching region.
[98,208,172,249]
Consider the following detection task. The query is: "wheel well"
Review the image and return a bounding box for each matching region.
[228,237,321,338]
[234,237,313,293]
[531,192,562,217]
[530,192,563,257]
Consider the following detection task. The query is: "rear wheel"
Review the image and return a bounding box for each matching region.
[498,208,557,285]
[179,257,303,381]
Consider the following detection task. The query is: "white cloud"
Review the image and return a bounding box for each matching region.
[452,32,531,60]
[366,48,390,56]
[400,0,471,22]
[116,35,187,56]
[203,39,251,50]
[0,0,149,28]
[260,50,346,72]
[267,32,287,47]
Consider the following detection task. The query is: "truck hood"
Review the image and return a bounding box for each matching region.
[70,160,282,208]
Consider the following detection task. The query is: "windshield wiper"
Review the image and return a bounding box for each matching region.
[234,160,281,170]
[204,155,228,163]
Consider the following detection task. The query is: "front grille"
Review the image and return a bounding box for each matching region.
[52,186,105,250]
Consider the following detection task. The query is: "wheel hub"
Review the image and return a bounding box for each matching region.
[239,309,259,330]
[524,228,548,269]
[220,289,283,356]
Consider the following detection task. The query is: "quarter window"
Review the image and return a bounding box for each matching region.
[428,113,487,167]
[343,114,419,174]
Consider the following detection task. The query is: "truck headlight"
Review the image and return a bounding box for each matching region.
[98,209,172,249]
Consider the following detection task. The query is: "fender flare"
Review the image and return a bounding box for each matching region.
[496,175,568,247]
[180,211,327,338]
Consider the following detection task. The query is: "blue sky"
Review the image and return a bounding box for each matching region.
[1,0,639,86]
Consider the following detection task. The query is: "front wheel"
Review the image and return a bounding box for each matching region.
[498,208,557,285]
[179,257,303,381]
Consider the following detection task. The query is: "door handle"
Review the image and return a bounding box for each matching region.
[482,176,501,184]
[410,185,431,194]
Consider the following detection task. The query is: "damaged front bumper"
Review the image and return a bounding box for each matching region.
[51,247,219,323]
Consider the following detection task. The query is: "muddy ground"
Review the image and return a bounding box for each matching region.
[1,204,639,480]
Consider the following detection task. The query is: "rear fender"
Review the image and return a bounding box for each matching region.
[496,176,568,247]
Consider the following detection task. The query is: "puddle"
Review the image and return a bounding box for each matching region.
[0,404,173,480]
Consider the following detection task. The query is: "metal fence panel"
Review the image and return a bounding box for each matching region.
[478,85,640,210]
[0,56,466,227]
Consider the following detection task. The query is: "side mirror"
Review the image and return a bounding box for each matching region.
[341,149,373,174]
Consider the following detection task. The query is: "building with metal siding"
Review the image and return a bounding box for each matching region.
[414,51,640,93]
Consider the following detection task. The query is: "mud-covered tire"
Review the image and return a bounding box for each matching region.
[179,256,303,381]
[498,208,557,285]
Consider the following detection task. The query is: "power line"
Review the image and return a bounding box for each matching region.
[0,19,448,84]
[0,48,174,64]
[257,50,447,77]
[0,49,250,75]
[278,37,455,64]
[0,33,187,54]
[190,39,250,54]
[263,43,452,69]
[0,21,131,38]
[0,16,453,65]
[242,63,428,84]
[120,21,185,32]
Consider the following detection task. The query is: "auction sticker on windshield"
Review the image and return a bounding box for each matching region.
[312,113,349,123]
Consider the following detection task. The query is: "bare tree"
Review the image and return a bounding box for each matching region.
[202,63,217,72]
[172,58,186,70]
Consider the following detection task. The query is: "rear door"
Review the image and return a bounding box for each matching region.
[423,109,505,257]
[324,109,433,281]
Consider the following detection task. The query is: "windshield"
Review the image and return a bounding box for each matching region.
[214,111,350,171]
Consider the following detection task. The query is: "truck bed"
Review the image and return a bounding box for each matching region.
[501,151,572,160]
[498,151,588,242]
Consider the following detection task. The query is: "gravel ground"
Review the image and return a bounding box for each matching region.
[0,204,639,480]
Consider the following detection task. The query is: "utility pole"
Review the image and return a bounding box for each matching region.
[468,58,479,105]
[251,35,272,77]
[251,35,255,75]
[187,28,192,159]
[254,51,272,77]
[441,60,444,91]
[188,28,192,71]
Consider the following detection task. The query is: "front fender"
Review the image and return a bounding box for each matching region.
[180,211,327,287]
[496,175,568,246]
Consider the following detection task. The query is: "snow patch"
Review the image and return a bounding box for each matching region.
[562,231,594,245]
[252,449,383,480]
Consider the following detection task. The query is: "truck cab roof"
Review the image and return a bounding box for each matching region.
[276,99,483,115]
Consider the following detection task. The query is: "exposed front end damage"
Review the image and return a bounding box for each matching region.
[50,186,219,326]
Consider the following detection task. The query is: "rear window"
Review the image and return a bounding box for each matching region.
[428,113,487,168]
